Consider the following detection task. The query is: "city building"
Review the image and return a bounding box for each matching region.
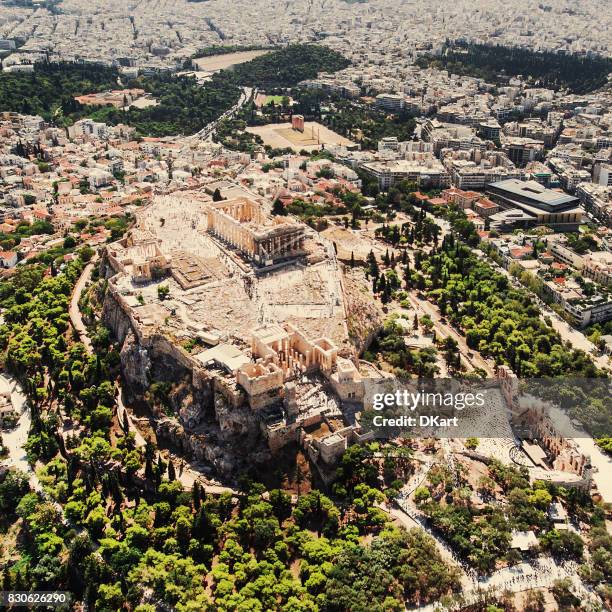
[487,179,584,230]
[375,93,404,113]
[360,159,450,190]
[583,252,612,286]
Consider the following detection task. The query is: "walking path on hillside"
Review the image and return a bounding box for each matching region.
[69,254,99,354]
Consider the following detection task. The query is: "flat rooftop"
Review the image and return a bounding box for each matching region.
[362,159,446,174]
[489,179,580,212]
[511,530,538,551]
[253,324,287,345]
[195,344,250,372]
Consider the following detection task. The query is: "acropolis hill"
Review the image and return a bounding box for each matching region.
[101,182,383,479]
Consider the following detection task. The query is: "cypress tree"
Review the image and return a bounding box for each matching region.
[192,482,201,510]
[122,409,130,434]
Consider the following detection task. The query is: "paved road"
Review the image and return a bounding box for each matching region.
[355,217,493,374]
[67,258,151,452]
[393,490,601,611]
[390,497,473,590]
[67,256,235,496]
[1,372,93,529]
[390,439,601,608]
[423,215,609,371]
[191,86,254,141]
[0,373,67,520]
[415,555,600,611]
[539,306,609,370]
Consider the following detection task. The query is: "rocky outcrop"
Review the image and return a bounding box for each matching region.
[155,415,270,476]
[215,395,259,439]
[341,268,384,355]
[102,286,135,345]
[100,279,270,478]
[119,331,151,399]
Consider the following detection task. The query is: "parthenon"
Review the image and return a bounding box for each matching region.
[206,197,305,266]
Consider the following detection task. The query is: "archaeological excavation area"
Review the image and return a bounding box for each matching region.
[102,186,383,480]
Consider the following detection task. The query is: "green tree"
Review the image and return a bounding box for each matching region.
[157,285,170,300]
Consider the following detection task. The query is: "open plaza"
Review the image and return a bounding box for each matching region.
[246,121,356,152]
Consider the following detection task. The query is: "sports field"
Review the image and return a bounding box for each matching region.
[254,94,293,107]
[265,95,285,104]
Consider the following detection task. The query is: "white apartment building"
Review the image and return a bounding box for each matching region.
[550,241,584,270]
[375,93,405,113]
[447,159,525,190]
[564,295,612,327]
[360,159,450,190]
[87,169,113,190]
[594,164,612,187]
[378,137,400,156]
[576,183,612,225]
[583,252,612,287]
[68,119,109,140]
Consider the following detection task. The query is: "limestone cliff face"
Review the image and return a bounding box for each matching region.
[102,287,134,345]
[102,291,151,401]
[342,268,384,355]
[100,284,266,477]
[156,417,271,475]
[120,331,151,400]
[165,377,215,429]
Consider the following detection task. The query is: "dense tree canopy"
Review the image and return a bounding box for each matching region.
[0,233,461,610]
[231,44,350,90]
[0,61,118,118]
[85,72,241,137]
[417,42,612,93]
[417,233,610,435]
[0,62,240,137]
